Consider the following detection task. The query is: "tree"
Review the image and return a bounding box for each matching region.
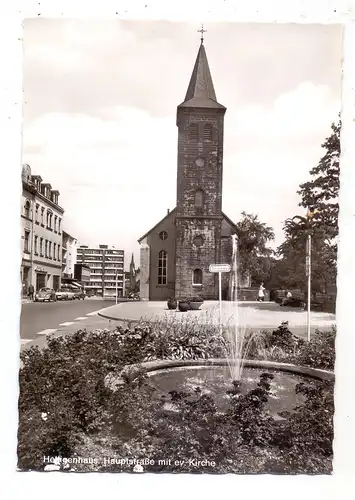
[297,120,340,241]
[276,120,340,293]
[235,212,275,283]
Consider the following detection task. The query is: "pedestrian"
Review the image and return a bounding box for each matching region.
[28,283,34,301]
[258,282,265,302]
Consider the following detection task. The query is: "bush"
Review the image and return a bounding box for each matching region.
[18,319,335,473]
[295,328,335,370]
[18,328,148,470]
[102,372,333,474]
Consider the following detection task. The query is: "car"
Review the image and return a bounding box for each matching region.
[55,289,68,301]
[73,289,86,300]
[35,288,57,302]
[61,288,76,300]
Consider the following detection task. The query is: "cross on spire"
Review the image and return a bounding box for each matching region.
[197,24,207,44]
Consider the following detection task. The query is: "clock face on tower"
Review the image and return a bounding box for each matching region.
[195,158,205,167]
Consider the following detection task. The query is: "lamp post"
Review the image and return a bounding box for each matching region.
[115,272,118,305]
[306,231,312,342]
[291,208,317,342]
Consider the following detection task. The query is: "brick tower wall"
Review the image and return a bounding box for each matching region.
[175,218,222,300]
[175,107,225,300]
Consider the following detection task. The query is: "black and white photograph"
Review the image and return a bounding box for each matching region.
[18,19,341,475]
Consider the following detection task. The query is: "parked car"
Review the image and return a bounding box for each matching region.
[35,288,57,302]
[73,289,86,300]
[55,289,68,301]
[61,288,76,300]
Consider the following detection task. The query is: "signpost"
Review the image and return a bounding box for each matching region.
[209,264,231,334]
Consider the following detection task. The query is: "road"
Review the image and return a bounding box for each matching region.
[20,299,123,349]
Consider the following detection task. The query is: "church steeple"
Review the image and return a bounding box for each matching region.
[178,42,225,110]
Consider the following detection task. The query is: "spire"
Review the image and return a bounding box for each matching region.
[130,253,136,277]
[178,41,225,110]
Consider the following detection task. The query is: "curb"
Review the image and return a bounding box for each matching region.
[121,358,335,383]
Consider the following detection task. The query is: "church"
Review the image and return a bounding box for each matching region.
[138,37,239,301]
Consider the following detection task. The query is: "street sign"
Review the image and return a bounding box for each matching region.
[209,264,231,273]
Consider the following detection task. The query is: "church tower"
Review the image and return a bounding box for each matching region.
[175,38,227,299]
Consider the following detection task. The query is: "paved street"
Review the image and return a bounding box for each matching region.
[20,299,118,345]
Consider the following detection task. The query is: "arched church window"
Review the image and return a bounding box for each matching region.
[159,231,168,241]
[203,123,213,141]
[158,250,167,285]
[193,268,203,285]
[189,123,198,141]
[195,189,204,208]
[24,199,31,218]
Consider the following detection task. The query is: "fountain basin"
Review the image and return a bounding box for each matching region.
[106,359,334,417]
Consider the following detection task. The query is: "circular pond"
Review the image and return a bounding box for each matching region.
[147,365,311,417]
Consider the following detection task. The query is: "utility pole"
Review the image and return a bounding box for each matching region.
[306,232,311,342]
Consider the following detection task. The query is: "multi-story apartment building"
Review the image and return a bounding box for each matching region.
[21,164,64,294]
[76,244,124,297]
[62,230,77,279]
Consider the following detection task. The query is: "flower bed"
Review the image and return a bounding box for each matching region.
[18,320,335,474]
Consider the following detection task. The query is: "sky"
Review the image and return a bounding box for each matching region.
[22,19,342,268]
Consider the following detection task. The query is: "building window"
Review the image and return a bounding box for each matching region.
[203,123,213,141]
[54,216,57,232]
[34,235,38,254]
[40,237,43,255]
[49,242,52,258]
[189,123,198,141]
[58,218,62,234]
[35,204,39,223]
[24,231,30,253]
[24,200,31,218]
[158,250,167,285]
[57,246,60,261]
[159,231,168,241]
[193,268,203,285]
[195,189,204,208]
[41,207,45,225]
[44,240,48,258]
[47,211,53,229]
[53,243,56,260]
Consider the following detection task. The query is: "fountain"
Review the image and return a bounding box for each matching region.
[109,234,333,416]
[222,233,263,384]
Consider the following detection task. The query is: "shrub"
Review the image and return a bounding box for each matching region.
[271,379,334,473]
[18,328,148,470]
[18,319,335,473]
[295,328,335,370]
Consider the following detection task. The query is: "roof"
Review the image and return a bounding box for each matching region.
[178,43,225,110]
[138,208,236,243]
[221,211,238,231]
[138,208,177,243]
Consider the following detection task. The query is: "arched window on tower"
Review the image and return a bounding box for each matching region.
[158,250,167,285]
[195,189,204,214]
[193,268,203,286]
[189,123,199,141]
[203,123,213,141]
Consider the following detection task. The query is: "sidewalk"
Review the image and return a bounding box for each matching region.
[97,300,336,338]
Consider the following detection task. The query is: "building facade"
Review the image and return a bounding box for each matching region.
[62,230,78,279]
[138,41,238,301]
[76,245,124,297]
[21,164,64,294]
